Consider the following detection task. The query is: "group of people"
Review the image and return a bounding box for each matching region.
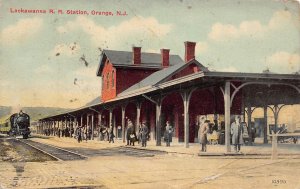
[42,127,75,138]
[42,119,175,147]
[74,126,94,143]
[74,125,115,143]
[126,120,149,147]
[42,115,258,153]
[125,119,174,147]
[198,115,256,153]
[42,114,257,153]
[97,125,115,143]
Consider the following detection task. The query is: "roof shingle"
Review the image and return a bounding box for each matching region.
[97,50,184,75]
[119,59,209,95]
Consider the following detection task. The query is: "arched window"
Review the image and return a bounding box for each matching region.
[102,74,105,90]
[112,70,115,88]
[106,73,109,89]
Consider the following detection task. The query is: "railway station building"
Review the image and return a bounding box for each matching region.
[38,41,300,152]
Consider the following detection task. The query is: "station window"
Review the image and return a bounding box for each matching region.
[106,73,109,89]
[112,70,115,88]
[102,75,105,90]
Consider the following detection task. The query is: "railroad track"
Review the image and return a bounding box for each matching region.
[18,139,87,161]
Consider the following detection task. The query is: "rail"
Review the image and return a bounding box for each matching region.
[19,139,87,161]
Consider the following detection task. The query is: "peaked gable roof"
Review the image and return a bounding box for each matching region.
[97,50,184,76]
[119,59,209,95]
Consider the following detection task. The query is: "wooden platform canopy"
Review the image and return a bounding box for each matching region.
[38,71,300,152]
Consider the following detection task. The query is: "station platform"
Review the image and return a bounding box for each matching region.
[30,134,300,158]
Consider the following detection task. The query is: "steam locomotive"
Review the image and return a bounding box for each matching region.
[0,110,31,139]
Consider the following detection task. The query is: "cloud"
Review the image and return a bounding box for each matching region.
[56,26,68,33]
[34,64,53,74]
[208,23,239,41]
[268,9,293,29]
[72,64,102,103]
[208,10,294,41]
[266,51,300,73]
[0,17,43,45]
[73,64,98,79]
[110,16,171,37]
[50,42,81,57]
[56,16,172,48]
[196,41,208,54]
[145,49,159,53]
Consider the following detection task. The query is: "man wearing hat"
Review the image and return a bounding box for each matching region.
[164,121,174,147]
[140,121,149,147]
[231,115,244,152]
[126,119,136,146]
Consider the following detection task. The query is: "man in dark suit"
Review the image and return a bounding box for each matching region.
[126,119,134,145]
[141,122,149,147]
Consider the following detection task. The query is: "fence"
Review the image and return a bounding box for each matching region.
[269,131,300,160]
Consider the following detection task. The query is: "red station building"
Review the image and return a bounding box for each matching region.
[38,41,300,152]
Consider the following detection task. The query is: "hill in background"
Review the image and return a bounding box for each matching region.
[0,106,71,122]
[0,106,11,120]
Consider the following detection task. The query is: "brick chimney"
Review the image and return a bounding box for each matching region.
[133,47,141,65]
[161,49,170,67]
[184,41,196,63]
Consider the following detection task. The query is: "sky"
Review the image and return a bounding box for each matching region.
[0,0,299,108]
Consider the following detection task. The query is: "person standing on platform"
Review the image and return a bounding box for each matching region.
[99,125,106,141]
[108,125,115,143]
[141,122,149,147]
[126,120,133,145]
[198,116,205,145]
[88,126,92,140]
[241,122,250,145]
[137,124,142,144]
[70,126,74,138]
[164,121,174,147]
[77,127,82,143]
[199,119,209,152]
[83,125,87,142]
[126,120,137,146]
[58,128,61,138]
[231,115,244,153]
[98,125,102,141]
[250,123,256,144]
